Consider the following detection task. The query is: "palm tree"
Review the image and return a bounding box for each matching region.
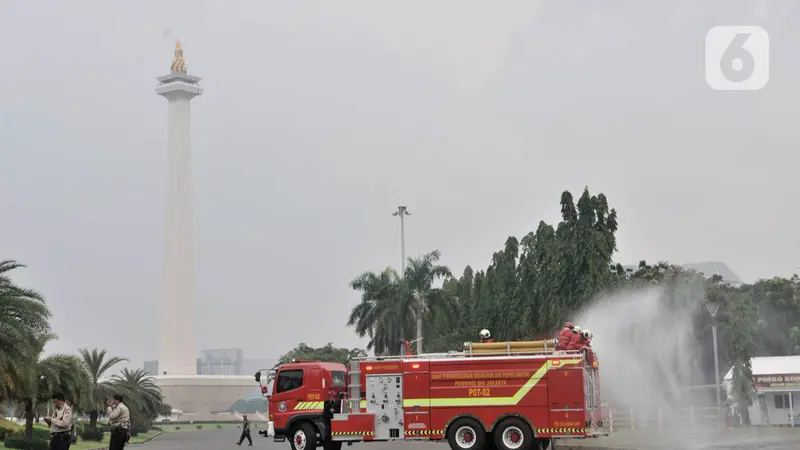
[17,334,92,437]
[111,369,165,429]
[0,260,52,401]
[79,348,128,427]
[347,267,414,355]
[403,250,453,354]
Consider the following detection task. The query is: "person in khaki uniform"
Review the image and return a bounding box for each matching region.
[44,392,73,450]
[107,394,131,450]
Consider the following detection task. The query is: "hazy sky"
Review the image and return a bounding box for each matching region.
[1,0,798,370]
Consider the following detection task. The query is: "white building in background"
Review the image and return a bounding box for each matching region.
[723,355,800,426]
[199,348,243,375]
[618,261,744,286]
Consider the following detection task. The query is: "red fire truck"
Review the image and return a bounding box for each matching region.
[255,339,603,450]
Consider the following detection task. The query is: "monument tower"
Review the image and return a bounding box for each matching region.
[155,40,203,375]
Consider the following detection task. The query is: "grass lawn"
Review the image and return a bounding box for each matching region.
[0,421,162,450]
[66,429,162,450]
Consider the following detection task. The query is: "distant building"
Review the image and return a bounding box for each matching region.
[618,261,743,286]
[142,359,202,375]
[723,355,800,426]
[143,360,159,376]
[199,348,243,375]
[680,262,743,286]
[144,350,276,377]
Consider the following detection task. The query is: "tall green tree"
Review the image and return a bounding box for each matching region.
[403,250,453,354]
[79,348,128,427]
[347,267,413,355]
[0,260,52,401]
[110,369,165,428]
[16,334,91,437]
[725,289,758,425]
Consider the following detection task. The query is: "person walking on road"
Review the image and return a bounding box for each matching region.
[45,392,73,450]
[236,414,253,446]
[107,394,131,450]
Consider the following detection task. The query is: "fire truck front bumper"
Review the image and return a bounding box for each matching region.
[258,421,275,437]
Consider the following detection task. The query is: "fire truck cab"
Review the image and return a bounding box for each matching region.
[256,340,603,450]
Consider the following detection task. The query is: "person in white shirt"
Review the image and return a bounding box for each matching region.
[107,394,131,450]
[44,392,73,450]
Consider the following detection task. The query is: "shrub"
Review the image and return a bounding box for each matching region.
[3,435,49,450]
[216,424,223,429]
[130,424,147,438]
[0,419,21,440]
[79,425,105,442]
[29,428,50,440]
[174,426,180,430]
[196,425,202,430]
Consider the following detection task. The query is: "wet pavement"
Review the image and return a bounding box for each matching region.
[137,427,800,450]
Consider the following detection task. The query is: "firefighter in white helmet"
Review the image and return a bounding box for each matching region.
[567,325,583,350]
[479,329,494,343]
[582,329,593,348]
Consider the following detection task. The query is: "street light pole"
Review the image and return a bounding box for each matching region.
[392,206,411,274]
[706,300,722,425]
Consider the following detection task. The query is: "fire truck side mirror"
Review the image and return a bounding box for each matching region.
[254,371,261,382]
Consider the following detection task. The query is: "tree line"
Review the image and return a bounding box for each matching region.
[345,187,800,425]
[0,260,169,445]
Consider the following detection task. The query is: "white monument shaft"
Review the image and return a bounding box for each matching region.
[155,40,203,375]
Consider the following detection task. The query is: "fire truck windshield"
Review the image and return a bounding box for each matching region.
[331,371,345,387]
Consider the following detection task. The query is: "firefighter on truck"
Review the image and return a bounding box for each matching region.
[255,333,604,450]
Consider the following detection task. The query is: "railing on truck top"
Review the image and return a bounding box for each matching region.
[348,339,587,363]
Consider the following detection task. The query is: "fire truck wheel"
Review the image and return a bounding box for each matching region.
[447,418,486,450]
[493,418,535,450]
[289,422,317,450]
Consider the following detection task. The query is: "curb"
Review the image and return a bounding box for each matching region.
[87,431,164,450]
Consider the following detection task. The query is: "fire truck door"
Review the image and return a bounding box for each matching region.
[402,370,430,436]
[271,368,306,429]
[547,366,585,430]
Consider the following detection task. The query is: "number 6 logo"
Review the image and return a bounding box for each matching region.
[705,26,769,91]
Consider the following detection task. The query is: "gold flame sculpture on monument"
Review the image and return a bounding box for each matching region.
[171,39,188,74]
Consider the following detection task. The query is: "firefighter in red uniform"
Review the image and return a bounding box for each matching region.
[556,322,575,350]
[569,327,590,350]
[479,329,494,343]
[567,325,584,350]
[583,329,593,348]
[400,339,413,356]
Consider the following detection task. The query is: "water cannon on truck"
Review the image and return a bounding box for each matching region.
[255,337,604,450]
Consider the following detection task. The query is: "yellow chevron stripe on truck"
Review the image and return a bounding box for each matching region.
[294,401,324,411]
[536,428,587,434]
[358,359,583,409]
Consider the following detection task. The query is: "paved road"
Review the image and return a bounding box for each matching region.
[138,430,441,450]
[138,429,800,450]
